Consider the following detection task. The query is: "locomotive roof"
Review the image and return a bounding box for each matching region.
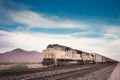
[82,52,89,55]
[47,44,73,50]
[75,49,82,54]
[47,44,83,52]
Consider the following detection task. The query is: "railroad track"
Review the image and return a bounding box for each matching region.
[0,64,91,77]
[28,63,113,80]
[0,63,115,80]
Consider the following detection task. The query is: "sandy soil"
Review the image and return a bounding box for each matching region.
[27,63,46,68]
[108,62,120,80]
[0,64,13,70]
[0,63,45,70]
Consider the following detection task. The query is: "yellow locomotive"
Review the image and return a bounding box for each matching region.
[42,44,116,66]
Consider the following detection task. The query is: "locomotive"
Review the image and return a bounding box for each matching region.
[42,44,116,66]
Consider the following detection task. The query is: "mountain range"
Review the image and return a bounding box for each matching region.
[0,48,43,62]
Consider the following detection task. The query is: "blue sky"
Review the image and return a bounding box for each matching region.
[0,0,120,61]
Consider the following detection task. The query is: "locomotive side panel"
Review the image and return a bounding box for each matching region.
[82,52,90,64]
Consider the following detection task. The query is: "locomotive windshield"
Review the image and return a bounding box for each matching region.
[47,44,66,51]
[47,44,53,48]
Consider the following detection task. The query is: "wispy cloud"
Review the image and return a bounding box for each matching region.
[102,26,120,39]
[9,10,89,29]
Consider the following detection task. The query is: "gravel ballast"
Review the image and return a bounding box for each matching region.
[76,64,116,80]
[0,66,90,80]
[0,63,116,80]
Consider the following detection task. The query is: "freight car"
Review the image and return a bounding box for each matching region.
[92,53,104,63]
[91,53,117,63]
[42,44,116,66]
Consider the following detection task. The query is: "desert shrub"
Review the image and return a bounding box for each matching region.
[9,63,28,70]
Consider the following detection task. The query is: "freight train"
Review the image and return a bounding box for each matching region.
[42,44,116,66]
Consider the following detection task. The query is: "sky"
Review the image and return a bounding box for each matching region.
[0,0,120,61]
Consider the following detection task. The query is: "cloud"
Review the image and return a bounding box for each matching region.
[0,30,120,61]
[9,10,89,29]
[102,26,120,39]
[0,1,32,26]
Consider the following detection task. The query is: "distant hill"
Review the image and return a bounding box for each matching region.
[0,48,43,62]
